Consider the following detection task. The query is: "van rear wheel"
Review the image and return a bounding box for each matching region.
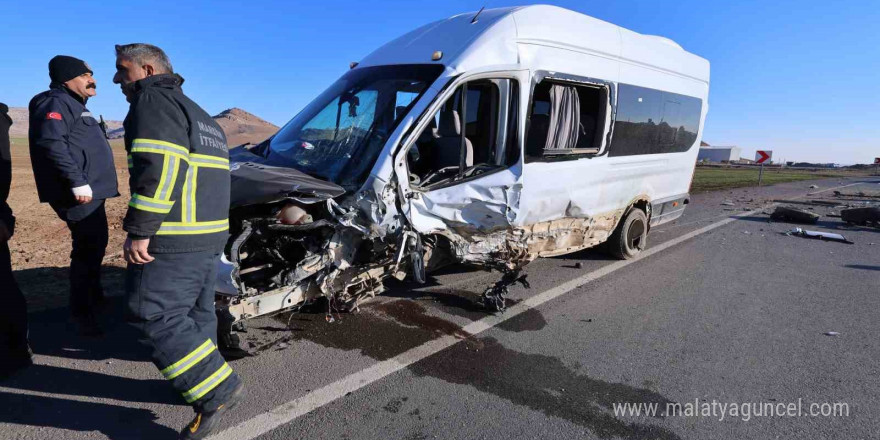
[608,208,648,259]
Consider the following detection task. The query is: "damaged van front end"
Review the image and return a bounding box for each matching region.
[212,64,449,343]
[212,62,540,349]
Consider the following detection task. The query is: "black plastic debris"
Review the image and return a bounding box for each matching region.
[770,206,820,224]
[840,207,880,227]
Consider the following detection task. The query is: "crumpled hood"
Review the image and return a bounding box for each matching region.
[229,146,345,208]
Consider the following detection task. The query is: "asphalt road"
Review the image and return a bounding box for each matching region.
[2,177,879,440]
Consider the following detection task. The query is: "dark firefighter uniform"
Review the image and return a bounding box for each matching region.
[1,102,32,377]
[28,76,119,327]
[122,73,241,414]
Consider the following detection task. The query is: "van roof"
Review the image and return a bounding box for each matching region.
[357,5,710,84]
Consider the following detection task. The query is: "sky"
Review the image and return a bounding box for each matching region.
[1,0,878,164]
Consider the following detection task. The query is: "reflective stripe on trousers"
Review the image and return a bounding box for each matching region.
[125,251,240,412]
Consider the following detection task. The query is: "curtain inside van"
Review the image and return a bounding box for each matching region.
[544,84,580,150]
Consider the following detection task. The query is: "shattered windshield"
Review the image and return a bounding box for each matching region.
[268,64,444,189]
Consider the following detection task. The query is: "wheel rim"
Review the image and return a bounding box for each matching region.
[626,218,645,252]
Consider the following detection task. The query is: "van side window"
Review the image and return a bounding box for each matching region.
[526,81,608,159]
[407,78,519,189]
[609,84,702,156]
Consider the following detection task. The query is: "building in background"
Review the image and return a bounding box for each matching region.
[697,146,741,163]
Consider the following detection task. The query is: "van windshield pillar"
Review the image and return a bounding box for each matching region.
[458,83,469,179]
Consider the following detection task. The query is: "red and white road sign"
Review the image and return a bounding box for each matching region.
[755,150,772,164]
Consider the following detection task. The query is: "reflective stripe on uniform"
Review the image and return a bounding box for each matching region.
[182,362,233,403]
[190,153,229,170]
[160,339,216,380]
[127,154,133,169]
[156,219,229,235]
[154,155,180,201]
[154,155,169,199]
[166,157,181,200]
[181,167,195,222]
[131,138,190,162]
[129,193,174,214]
[189,167,198,222]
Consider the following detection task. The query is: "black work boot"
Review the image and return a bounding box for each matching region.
[180,381,245,439]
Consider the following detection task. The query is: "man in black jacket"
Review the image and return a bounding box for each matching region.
[28,56,119,336]
[114,43,243,439]
[0,102,32,378]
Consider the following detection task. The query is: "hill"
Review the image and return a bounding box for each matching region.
[212,107,279,146]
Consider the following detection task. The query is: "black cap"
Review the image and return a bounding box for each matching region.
[49,55,93,84]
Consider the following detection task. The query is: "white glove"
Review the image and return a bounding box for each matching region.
[72,184,93,198]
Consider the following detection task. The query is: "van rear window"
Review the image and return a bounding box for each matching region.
[609,84,702,157]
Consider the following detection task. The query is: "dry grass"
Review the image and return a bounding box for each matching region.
[690,165,875,192]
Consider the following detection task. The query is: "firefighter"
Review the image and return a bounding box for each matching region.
[28,56,119,336]
[113,43,243,439]
[1,102,32,379]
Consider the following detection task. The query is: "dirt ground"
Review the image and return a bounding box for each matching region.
[7,139,130,311]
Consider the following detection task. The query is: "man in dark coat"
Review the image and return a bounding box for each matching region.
[28,56,119,336]
[0,102,32,378]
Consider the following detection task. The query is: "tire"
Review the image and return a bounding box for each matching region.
[607,208,648,260]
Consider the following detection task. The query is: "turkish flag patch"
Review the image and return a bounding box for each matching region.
[46,112,62,120]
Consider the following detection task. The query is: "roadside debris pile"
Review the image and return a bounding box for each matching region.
[720,193,767,212]
[765,188,879,244]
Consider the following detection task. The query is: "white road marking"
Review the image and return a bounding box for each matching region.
[807,182,862,196]
[213,181,865,440]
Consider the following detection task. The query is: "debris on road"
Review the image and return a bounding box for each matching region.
[834,190,880,199]
[783,227,854,244]
[840,207,880,227]
[772,199,842,207]
[809,185,819,189]
[721,200,735,206]
[824,332,840,337]
[575,262,584,269]
[770,206,820,224]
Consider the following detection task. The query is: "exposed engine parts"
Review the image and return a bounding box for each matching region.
[215,146,661,356]
[479,270,530,313]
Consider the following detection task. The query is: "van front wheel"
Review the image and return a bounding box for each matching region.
[608,208,648,259]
